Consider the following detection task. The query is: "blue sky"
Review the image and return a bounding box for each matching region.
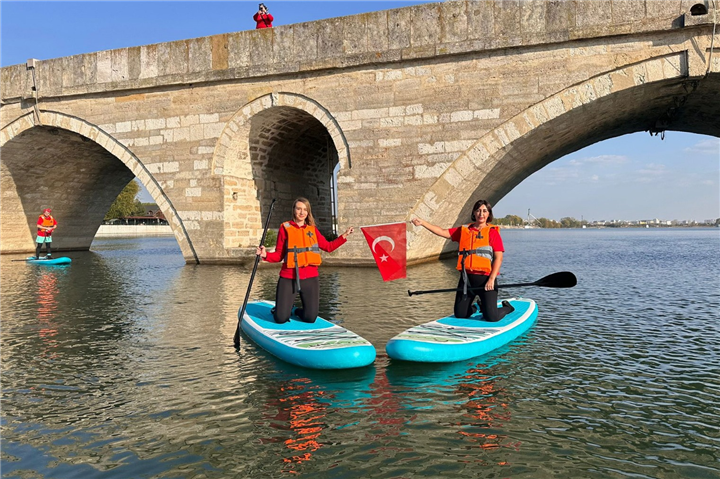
[2,1,718,222]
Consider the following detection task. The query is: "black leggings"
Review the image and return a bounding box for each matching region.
[35,240,52,258]
[454,274,513,322]
[274,276,319,323]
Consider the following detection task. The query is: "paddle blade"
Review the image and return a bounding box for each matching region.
[535,271,577,288]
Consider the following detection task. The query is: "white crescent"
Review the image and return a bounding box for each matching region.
[371,236,395,253]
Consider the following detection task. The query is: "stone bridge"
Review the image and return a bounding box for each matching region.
[1,0,718,264]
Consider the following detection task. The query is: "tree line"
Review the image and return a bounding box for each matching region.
[493,215,585,228]
[107,180,720,228]
[494,215,720,227]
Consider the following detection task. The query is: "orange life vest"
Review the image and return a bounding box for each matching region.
[456,224,498,274]
[283,222,322,268]
[37,215,56,236]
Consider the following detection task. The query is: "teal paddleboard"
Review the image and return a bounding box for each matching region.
[240,300,376,370]
[386,298,538,363]
[26,256,71,265]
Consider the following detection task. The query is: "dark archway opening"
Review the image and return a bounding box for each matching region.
[249,106,339,237]
[1,126,136,252]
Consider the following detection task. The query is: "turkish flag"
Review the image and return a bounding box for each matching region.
[361,222,407,281]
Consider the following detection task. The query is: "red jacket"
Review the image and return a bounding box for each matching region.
[253,12,273,28]
[264,221,346,279]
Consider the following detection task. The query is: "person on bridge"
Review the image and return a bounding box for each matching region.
[410,199,515,322]
[35,208,57,259]
[256,197,354,323]
[253,3,273,29]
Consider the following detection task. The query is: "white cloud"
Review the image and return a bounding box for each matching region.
[539,166,579,185]
[637,163,666,175]
[634,163,667,183]
[684,139,720,155]
[568,154,628,166]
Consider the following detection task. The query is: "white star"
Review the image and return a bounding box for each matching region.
[379,254,389,262]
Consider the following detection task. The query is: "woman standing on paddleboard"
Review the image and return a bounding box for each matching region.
[257,197,354,324]
[35,208,57,259]
[411,199,514,322]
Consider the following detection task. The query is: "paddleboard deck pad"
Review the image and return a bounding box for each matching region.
[240,300,376,369]
[26,256,72,265]
[386,298,538,363]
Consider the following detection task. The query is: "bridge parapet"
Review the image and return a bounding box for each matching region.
[0,0,709,102]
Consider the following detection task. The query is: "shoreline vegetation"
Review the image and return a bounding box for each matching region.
[494,215,720,229]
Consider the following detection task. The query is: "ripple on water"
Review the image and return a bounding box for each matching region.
[2,231,719,478]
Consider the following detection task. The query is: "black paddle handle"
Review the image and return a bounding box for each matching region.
[233,199,276,347]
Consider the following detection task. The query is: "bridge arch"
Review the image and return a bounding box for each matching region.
[0,110,198,260]
[214,92,351,248]
[409,53,720,258]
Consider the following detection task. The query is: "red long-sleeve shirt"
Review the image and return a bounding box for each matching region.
[253,12,273,28]
[264,221,346,279]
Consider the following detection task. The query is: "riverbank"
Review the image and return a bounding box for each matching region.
[95,224,172,237]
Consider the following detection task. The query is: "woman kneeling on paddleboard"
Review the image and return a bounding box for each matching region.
[411,199,514,322]
[257,197,354,324]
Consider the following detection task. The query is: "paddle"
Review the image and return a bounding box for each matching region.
[233,198,276,348]
[407,271,577,297]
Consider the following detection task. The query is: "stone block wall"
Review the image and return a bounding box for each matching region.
[1,0,717,263]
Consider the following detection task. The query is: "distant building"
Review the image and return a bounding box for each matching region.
[104,210,167,225]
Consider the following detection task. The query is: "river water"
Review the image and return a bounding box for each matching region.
[2,228,719,478]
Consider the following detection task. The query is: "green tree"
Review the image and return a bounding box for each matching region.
[560,217,581,228]
[537,217,561,228]
[105,180,146,220]
[495,214,524,226]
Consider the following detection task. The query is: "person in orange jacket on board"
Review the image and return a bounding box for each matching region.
[35,208,57,259]
[411,199,515,322]
[257,198,354,324]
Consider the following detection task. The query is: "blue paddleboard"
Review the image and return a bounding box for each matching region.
[386,298,538,363]
[26,256,71,265]
[240,300,376,370]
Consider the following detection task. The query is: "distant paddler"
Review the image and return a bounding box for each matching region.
[35,208,57,259]
[256,197,354,324]
[410,199,515,322]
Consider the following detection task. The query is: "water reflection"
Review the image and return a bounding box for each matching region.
[265,377,329,471]
[453,366,517,454]
[256,364,377,475]
[36,269,62,358]
[2,232,719,478]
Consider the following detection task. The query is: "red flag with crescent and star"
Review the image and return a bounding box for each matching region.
[361,222,407,282]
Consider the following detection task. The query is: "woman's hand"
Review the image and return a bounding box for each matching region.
[256,245,267,258]
[342,227,354,239]
[485,276,496,291]
[410,217,451,239]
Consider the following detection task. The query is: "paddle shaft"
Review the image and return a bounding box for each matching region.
[13,256,57,262]
[234,199,276,347]
[407,271,576,296]
[13,241,51,261]
[408,283,531,296]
